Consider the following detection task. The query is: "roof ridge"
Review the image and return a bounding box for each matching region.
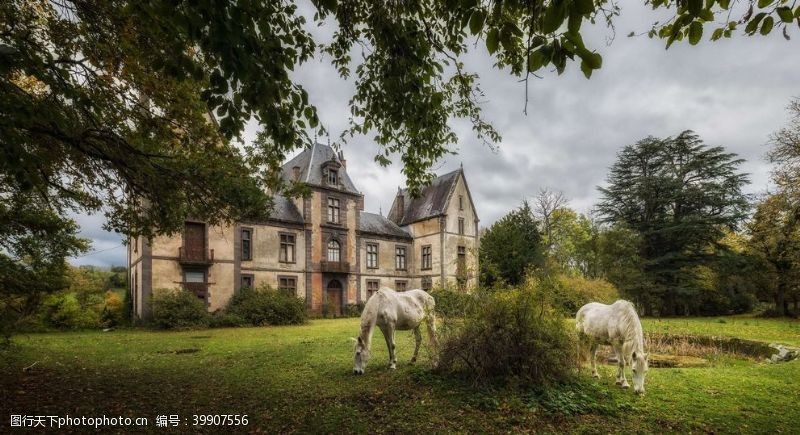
[305,142,317,182]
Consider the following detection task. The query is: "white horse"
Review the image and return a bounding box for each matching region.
[353,287,437,374]
[576,300,649,394]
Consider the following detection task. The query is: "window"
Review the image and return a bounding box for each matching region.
[395,280,407,292]
[327,239,341,262]
[183,270,206,301]
[279,276,297,294]
[421,276,432,291]
[328,169,338,185]
[395,246,407,270]
[458,218,465,235]
[185,271,205,283]
[366,243,378,269]
[459,195,464,210]
[327,197,340,223]
[457,245,466,268]
[241,274,254,289]
[366,279,380,299]
[421,245,432,270]
[241,228,252,261]
[280,233,296,263]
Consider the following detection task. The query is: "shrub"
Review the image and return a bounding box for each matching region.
[430,286,475,318]
[101,291,125,327]
[344,302,365,318]
[551,275,619,315]
[209,312,247,328]
[226,285,307,326]
[41,292,103,329]
[437,283,577,387]
[151,288,210,329]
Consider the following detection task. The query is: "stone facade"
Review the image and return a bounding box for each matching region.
[129,143,479,319]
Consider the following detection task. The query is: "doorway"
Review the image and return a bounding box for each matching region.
[326,279,343,316]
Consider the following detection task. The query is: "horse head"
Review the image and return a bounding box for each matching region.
[352,336,370,375]
[631,351,648,395]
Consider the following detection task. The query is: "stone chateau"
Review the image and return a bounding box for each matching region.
[128,143,478,318]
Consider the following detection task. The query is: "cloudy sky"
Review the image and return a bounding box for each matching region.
[70,0,799,267]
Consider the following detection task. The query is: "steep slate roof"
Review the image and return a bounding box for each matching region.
[268,194,304,224]
[389,169,462,226]
[281,143,360,194]
[359,212,412,239]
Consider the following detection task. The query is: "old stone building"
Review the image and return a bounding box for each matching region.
[128,143,478,318]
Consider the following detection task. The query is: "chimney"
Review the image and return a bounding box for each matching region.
[393,187,405,223]
[292,166,300,181]
[338,150,346,169]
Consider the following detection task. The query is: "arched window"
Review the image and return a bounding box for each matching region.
[327,240,340,262]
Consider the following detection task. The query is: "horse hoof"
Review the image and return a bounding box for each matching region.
[410,358,417,364]
[592,373,600,379]
[389,365,396,370]
[615,380,622,385]
[622,384,630,389]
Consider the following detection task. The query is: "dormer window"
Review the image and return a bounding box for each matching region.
[328,168,338,185]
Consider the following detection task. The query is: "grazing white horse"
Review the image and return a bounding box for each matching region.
[353,287,437,374]
[576,300,649,394]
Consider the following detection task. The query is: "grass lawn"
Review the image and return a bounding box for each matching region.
[1,315,799,433]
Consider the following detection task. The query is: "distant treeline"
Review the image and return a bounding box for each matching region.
[481,126,800,317]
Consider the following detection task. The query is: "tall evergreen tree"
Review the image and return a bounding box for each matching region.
[597,131,749,315]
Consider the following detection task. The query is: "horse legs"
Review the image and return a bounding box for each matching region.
[410,326,422,364]
[379,324,397,370]
[426,314,439,367]
[619,354,630,389]
[590,343,600,378]
[613,345,629,388]
[613,345,624,385]
[387,327,397,369]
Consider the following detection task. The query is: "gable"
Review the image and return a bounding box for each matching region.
[281,143,360,194]
[388,169,461,226]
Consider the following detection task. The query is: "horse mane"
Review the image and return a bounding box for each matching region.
[614,300,645,354]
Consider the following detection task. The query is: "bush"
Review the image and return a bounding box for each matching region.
[41,292,103,329]
[430,286,475,318]
[101,291,125,327]
[550,275,618,315]
[209,312,247,328]
[226,285,307,326]
[344,302,365,318]
[437,283,577,387]
[151,288,210,329]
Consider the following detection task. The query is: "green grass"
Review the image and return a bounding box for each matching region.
[1,316,799,433]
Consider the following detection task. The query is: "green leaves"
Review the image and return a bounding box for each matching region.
[760,16,774,35]
[469,8,487,35]
[527,50,547,72]
[689,21,703,45]
[757,0,772,9]
[776,7,794,23]
[688,0,703,16]
[486,28,499,54]
[575,0,595,15]
[542,0,568,34]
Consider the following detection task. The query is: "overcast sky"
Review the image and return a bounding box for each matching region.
[70,0,799,267]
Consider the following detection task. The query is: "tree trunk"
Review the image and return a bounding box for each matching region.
[776,279,787,316]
